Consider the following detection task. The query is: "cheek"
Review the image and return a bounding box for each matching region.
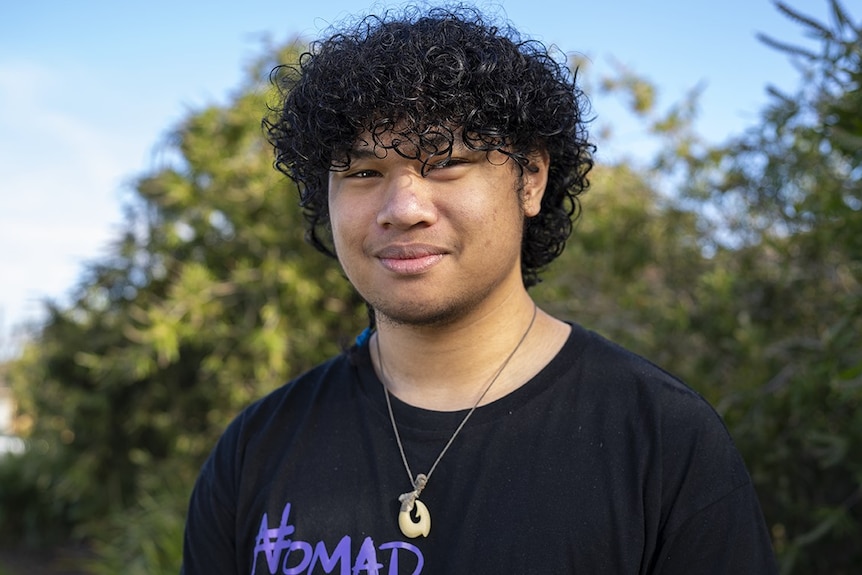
[328,193,358,241]
[328,206,357,266]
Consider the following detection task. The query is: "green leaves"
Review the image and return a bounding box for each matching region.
[0,3,859,573]
[539,3,862,573]
[0,39,365,570]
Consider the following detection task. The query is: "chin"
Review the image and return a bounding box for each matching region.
[371,298,475,328]
[374,283,504,327]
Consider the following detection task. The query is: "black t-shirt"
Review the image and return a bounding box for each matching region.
[182,324,777,574]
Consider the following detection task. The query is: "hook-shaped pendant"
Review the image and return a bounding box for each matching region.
[398,499,431,538]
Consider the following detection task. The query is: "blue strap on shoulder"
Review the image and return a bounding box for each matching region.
[355,327,373,346]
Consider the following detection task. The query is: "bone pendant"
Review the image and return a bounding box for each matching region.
[398,499,431,538]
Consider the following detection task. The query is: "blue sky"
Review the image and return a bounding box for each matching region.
[0,0,831,357]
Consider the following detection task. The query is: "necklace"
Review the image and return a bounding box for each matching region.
[375,304,538,538]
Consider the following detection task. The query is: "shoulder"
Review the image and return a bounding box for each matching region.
[570,324,731,432]
[565,323,751,488]
[198,349,361,478]
[230,349,360,441]
[562,326,767,544]
[572,324,699,395]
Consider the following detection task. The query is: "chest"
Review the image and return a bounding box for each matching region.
[234,402,657,574]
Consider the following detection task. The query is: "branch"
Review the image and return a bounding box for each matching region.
[774,1,832,37]
[756,32,819,61]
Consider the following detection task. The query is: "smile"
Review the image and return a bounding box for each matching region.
[375,244,447,275]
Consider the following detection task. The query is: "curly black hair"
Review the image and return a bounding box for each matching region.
[264,5,594,288]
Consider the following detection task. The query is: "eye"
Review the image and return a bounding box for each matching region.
[428,157,470,171]
[345,169,381,179]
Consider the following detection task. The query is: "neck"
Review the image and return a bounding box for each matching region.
[373,293,569,411]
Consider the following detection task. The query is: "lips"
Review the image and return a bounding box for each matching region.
[374,244,447,275]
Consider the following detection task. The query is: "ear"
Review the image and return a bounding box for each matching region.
[521,149,550,218]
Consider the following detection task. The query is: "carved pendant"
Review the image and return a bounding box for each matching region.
[398,499,431,538]
[397,474,431,538]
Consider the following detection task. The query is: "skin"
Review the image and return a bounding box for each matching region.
[328,134,570,410]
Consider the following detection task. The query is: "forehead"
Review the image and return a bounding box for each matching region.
[352,127,463,156]
[330,126,469,170]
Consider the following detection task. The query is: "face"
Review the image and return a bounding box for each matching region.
[327,134,548,327]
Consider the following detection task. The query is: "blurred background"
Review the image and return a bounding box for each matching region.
[0,0,820,354]
[1,0,859,573]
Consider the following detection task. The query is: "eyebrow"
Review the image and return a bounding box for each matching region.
[345,147,384,160]
[345,138,473,160]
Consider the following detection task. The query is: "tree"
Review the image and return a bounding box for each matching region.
[2,2,859,573]
[669,2,862,572]
[1,42,367,572]
[544,2,861,572]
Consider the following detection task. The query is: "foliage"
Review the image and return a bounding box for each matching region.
[0,1,859,573]
[81,460,191,575]
[1,42,366,571]
[634,2,859,572]
[541,2,861,573]
[0,448,76,549]
[534,161,707,374]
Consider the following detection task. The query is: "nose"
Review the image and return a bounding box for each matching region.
[376,169,438,229]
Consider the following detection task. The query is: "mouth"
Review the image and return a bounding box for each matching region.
[374,244,447,275]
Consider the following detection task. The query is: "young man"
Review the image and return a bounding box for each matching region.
[182,7,778,574]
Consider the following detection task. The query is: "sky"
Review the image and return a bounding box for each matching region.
[0,0,832,358]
